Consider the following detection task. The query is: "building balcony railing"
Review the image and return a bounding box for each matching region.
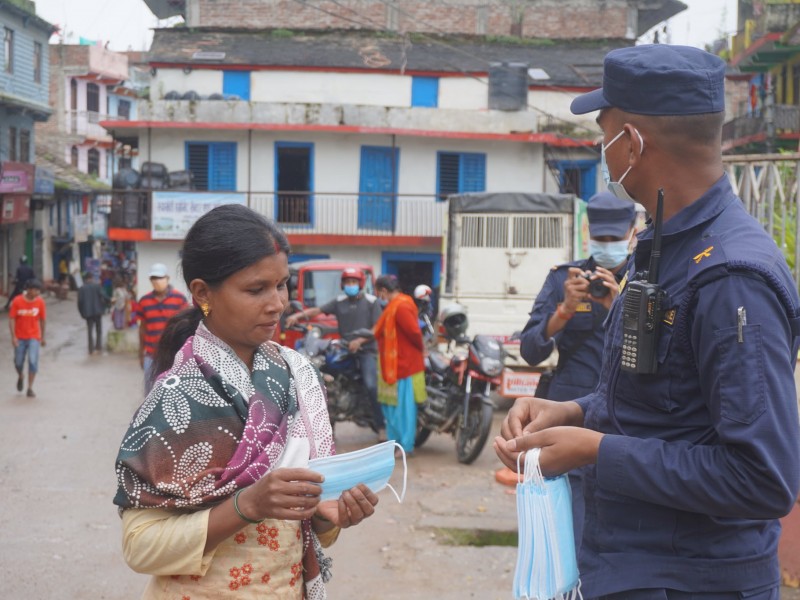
[109,190,448,238]
[67,110,116,139]
[722,104,800,147]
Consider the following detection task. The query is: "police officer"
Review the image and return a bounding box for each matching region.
[496,44,800,600]
[518,191,635,551]
[285,267,385,439]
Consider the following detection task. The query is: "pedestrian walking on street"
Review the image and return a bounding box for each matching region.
[77,272,108,354]
[114,204,378,599]
[496,45,800,600]
[110,277,131,330]
[136,262,188,395]
[374,274,426,455]
[8,279,46,398]
[3,255,35,311]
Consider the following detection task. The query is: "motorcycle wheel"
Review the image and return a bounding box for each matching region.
[415,423,433,448]
[455,396,494,465]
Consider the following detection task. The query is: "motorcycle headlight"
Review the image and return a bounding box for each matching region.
[480,356,503,377]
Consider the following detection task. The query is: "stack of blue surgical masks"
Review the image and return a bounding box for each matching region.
[513,448,581,600]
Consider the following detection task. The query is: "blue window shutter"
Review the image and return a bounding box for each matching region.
[459,153,486,193]
[411,76,439,108]
[209,143,237,191]
[223,71,251,100]
[186,143,210,190]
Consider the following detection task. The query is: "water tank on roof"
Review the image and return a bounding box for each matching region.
[113,167,140,190]
[488,62,528,111]
[182,90,201,101]
[164,91,182,100]
[140,162,168,178]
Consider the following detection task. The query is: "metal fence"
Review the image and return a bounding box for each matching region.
[109,191,448,238]
[723,153,800,285]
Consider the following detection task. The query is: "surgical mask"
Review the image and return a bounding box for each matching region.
[379,298,388,308]
[343,284,360,298]
[589,233,632,269]
[513,449,580,600]
[309,441,407,503]
[601,128,643,203]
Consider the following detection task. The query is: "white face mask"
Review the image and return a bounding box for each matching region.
[601,128,643,203]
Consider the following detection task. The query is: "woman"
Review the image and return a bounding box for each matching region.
[373,275,426,455]
[114,204,378,599]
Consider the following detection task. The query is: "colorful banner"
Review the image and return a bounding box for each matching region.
[151,191,247,240]
[573,196,589,261]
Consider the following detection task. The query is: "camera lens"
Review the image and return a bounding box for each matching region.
[588,277,609,298]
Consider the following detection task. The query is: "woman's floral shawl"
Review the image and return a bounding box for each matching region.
[114,322,335,599]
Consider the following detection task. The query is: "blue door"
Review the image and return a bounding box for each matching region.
[358,146,399,230]
[223,71,251,100]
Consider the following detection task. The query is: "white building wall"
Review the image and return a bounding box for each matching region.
[143,128,544,195]
[528,88,600,135]
[151,69,500,112]
[252,71,410,107]
[438,77,488,110]
[152,69,223,98]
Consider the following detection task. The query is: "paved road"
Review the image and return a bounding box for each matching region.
[1,294,798,599]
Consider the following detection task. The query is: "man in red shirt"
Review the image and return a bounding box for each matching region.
[137,263,188,395]
[9,279,46,398]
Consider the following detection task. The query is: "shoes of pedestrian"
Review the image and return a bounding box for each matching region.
[16,374,23,392]
[26,388,35,398]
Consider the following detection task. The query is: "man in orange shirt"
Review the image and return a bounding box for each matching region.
[9,279,47,398]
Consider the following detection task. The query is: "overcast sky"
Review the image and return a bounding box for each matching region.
[32,0,739,52]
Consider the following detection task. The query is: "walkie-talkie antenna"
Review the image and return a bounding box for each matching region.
[648,188,664,285]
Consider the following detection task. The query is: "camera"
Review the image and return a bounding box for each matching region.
[582,273,610,298]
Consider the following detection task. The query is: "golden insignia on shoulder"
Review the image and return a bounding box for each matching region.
[693,246,714,264]
[663,309,676,325]
[619,272,628,294]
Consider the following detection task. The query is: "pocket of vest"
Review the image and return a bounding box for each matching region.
[714,323,766,425]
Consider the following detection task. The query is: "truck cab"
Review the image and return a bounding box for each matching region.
[277,259,375,349]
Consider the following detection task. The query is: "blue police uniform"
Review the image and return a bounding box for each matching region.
[520,258,612,401]
[569,45,800,599]
[577,177,800,597]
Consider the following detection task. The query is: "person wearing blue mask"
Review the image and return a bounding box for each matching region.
[285,267,385,440]
[497,44,800,600]
[517,190,635,552]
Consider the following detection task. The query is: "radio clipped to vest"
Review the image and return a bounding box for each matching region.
[620,188,667,375]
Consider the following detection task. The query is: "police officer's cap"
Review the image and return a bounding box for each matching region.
[587,192,635,238]
[571,44,726,116]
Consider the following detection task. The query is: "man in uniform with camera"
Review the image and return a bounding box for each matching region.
[517,190,635,549]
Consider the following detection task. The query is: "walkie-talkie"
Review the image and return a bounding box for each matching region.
[620,188,667,375]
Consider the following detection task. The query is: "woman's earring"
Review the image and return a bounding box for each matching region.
[201,303,211,318]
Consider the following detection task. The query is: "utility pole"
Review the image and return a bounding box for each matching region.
[765,74,776,154]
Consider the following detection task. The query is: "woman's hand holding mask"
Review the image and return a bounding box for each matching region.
[316,483,379,528]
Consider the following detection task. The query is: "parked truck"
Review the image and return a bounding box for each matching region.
[438,192,585,398]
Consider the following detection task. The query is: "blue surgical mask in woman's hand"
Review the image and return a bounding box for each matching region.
[309,441,407,503]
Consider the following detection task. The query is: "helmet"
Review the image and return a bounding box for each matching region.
[438,303,469,340]
[413,284,432,301]
[340,267,365,289]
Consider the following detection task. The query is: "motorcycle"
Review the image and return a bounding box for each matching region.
[416,332,504,464]
[290,320,381,433]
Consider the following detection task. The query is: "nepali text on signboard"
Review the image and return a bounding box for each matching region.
[151,191,247,240]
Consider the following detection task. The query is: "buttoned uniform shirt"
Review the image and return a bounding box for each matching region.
[575,176,800,596]
[519,257,617,400]
[319,293,382,354]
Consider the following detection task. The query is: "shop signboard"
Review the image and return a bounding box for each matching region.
[151,191,246,240]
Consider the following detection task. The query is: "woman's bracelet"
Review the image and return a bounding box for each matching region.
[233,488,263,525]
[556,303,574,321]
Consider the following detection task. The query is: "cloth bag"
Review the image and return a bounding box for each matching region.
[513,448,581,600]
